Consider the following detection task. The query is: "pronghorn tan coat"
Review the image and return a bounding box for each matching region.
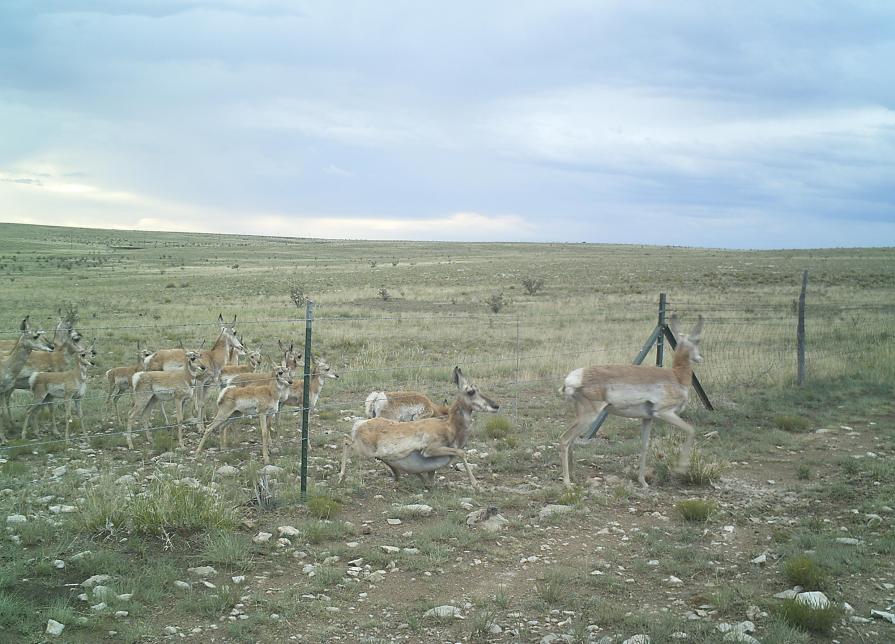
[105,348,154,425]
[559,315,704,489]
[364,390,450,421]
[0,317,54,440]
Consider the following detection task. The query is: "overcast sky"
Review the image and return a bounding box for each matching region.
[1,1,893,248]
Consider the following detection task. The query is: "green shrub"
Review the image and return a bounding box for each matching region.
[306,495,342,520]
[676,499,716,523]
[775,598,840,634]
[483,416,511,440]
[775,415,811,432]
[783,555,827,590]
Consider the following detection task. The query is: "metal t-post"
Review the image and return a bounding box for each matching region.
[300,300,314,500]
[656,292,667,367]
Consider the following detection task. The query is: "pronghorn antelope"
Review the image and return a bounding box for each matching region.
[223,341,300,389]
[105,346,155,425]
[20,318,85,378]
[195,366,293,463]
[0,317,55,440]
[22,339,97,442]
[219,344,264,387]
[143,314,243,421]
[559,315,704,489]
[280,356,338,413]
[365,390,450,421]
[339,367,499,488]
[127,351,207,449]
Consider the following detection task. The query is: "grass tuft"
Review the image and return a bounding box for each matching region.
[775,598,840,634]
[775,415,811,432]
[483,415,512,440]
[783,555,827,590]
[306,494,342,519]
[676,499,716,523]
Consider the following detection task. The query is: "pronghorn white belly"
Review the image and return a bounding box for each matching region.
[605,384,685,419]
[386,452,452,473]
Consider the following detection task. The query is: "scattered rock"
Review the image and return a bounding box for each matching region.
[81,575,112,588]
[835,537,862,546]
[424,605,463,619]
[622,636,650,644]
[232,575,245,585]
[46,619,65,636]
[6,514,26,524]
[187,566,217,578]
[70,551,91,561]
[865,514,883,527]
[253,531,273,544]
[387,518,402,525]
[380,545,400,554]
[397,504,433,516]
[115,474,136,485]
[49,505,77,514]
[164,626,178,635]
[277,525,300,537]
[750,553,767,565]
[488,623,503,635]
[773,586,802,600]
[91,602,108,612]
[117,594,132,602]
[51,466,67,478]
[666,575,683,586]
[53,559,65,569]
[871,610,895,624]
[540,635,573,644]
[115,611,129,618]
[538,504,573,521]
[259,465,284,476]
[174,581,191,590]
[795,591,830,609]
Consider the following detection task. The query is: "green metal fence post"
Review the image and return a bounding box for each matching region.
[300,300,314,500]
[656,292,667,367]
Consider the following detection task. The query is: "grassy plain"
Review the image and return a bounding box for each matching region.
[0,222,893,643]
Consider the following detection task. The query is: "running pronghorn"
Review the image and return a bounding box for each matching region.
[127,351,208,449]
[105,345,155,425]
[195,365,293,463]
[364,390,450,421]
[559,315,704,489]
[0,317,54,440]
[339,367,499,488]
[22,339,97,442]
[143,314,243,421]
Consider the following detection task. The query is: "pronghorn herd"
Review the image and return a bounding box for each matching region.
[0,312,706,490]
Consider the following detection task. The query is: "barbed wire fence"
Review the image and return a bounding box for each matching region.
[1,275,892,495]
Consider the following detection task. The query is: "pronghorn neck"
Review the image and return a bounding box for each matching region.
[203,333,231,371]
[3,336,38,375]
[447,397,474,448]
[671,344,695,387]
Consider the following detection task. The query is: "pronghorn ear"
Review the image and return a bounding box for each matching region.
[689,315,704,342]
[218,313,224,324]
[278,339,284,351]
[231,315,237,326]
[452,366,465,389]
[20,316,29,331]
[668,314,680,338]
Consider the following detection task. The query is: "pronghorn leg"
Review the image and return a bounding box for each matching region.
[127,395,152,450]
[657,410,695,476]
[64,398,73,443]
[559,400,607,489]
[638,418,653,489]
[175,397,185,449]
[421,445,478,488]
[196,413,227,454]
[49,402,60,439]
[337,439,351,484]
[75,398,86,436]
[22,398,43,441]
[260,414,271,464]
[111,392,121,426]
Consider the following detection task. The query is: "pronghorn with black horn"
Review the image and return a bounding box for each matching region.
[0,317,54,440]
[339,367,499,488]
[127,351,208,449]
[195,365,293,464]
[22,339,97,442]
[559,315,704,489]
[105,344,155,425]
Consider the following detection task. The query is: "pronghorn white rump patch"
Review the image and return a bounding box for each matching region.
[132,372,144,389]
[562,368,583,397]
[365,391,388,418]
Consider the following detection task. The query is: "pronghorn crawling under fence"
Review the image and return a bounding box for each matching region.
[127,351,208,449]
[195,365,293,464]
[105,346,155,426]
[364,390,449,422]
[340,367,499,489]
[0,317,55,440]
[22,339,97,442]
[559,315,704,489]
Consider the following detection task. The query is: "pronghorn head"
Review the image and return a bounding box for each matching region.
[218,313,243,353]
[247,347,263,369]
[669,314,704,364]
[77,339,97,367]
[20,316,55,352]
[278,340,302,371]
[275,366,294,388]
[67,327,86,352]
[314,357,339,380]
[451,366,500,413]
[186,350,208,376]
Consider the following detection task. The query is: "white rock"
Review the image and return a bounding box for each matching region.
[115,474,136,485]
[71,550,91,561]
[387,518,402,525]
[259,465,284,476]
[622,636,650,644]
[865,513,883,527]
[115,611,129,618]
[397,504,433,516]
[53,559,65,569]
[81,575,112,588]
[424,605,463,619]
[667,575,683,585]
[51,466,68,478]
[215,465,238,477]
[187,566,217,577]
[92,585,112,599]
[164,626,178,635]
[174,581,191,590]
[488,623,503,635]
[380,545,400,554]
[302,564,316,575]
[91,602,107,612]
[201,580,216,589]
[481,514,509,533]
[871,610,895,624]
[671,634,689,640]
[6,514,26,524]
[723,633,759,643]
[232,575,245,585]
[850,616,873,624]
[539,504,573,521]
[277,525,300,537]
[540,635,573,644]
[49,505,77,514]
[117,594,132,602]
[795,591,830,609]
[750,553,767,565]
[835,537,862,545]
[253,531,273,544]
[773,587,802,599]
[46,619,65,636]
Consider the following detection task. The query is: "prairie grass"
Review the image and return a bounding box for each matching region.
[676,499,717,523]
